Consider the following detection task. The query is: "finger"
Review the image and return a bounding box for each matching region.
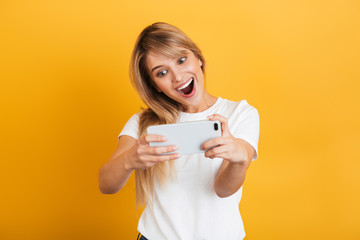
[147,145,178,155]
[207,113,227,121]
[204,145,229,159]
[144,152,181,162]
[201,137,232,150]
[207,114,231,136]
[139,134,167,145]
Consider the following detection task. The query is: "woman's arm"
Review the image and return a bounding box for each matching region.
[212,139,254,198]
[98,135,180,194]
[201,114,256,198]
[98,135,136,194]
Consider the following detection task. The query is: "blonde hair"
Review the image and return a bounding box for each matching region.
[129,22,206,205]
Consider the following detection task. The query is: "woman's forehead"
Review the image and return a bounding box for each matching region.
[147,47,190,59]
[146,47,191,67]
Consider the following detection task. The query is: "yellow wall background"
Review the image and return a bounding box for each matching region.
[1,0,359,239]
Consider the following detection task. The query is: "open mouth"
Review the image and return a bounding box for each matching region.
[176,77,195,96]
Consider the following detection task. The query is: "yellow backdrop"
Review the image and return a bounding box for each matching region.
[1,0,359,239]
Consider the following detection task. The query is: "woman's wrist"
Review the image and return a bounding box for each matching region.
[122,150,135,172]
[227,159,251,170]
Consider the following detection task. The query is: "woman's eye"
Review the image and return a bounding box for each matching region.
[178,57,186,64]
[157,70,167,77]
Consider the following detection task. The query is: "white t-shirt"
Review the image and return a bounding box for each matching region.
[118,97,260,240]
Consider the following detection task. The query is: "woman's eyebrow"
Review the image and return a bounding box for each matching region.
[151,65,163,72]
[150,51,188,72]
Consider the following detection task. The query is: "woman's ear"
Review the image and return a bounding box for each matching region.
[198,58,203,67]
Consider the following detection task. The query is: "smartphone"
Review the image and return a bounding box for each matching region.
[147,120,222,155]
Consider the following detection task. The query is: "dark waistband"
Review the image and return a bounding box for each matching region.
[137,233,147,240]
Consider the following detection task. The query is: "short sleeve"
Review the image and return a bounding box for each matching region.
[230,101,260,161]
[118,113,140,140]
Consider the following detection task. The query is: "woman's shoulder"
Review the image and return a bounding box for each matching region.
[127,108,150,120]
[131,112,141,119]
[220,98,257,113]
[124,112,141,122]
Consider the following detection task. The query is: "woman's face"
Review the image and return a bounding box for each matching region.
[146,47,205,112]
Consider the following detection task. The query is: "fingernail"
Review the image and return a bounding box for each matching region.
[162,137,167,141]
[173,145,178,150]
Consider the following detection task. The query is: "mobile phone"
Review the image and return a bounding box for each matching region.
[147,120,222,155]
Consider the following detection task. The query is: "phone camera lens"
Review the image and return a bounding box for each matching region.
[214,123,218,131]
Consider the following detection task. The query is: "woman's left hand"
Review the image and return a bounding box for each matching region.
[201,114,253,164]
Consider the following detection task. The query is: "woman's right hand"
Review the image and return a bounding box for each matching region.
[125,134,180,170]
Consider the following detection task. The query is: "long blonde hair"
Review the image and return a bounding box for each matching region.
[129,22,206,205]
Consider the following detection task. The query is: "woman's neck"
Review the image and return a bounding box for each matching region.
[182,92,218,113]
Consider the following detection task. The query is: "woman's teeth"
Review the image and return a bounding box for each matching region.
[176,78,193,94]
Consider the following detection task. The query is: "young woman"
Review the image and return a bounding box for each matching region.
[98,22,260,240]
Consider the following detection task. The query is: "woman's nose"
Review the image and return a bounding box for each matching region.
[173,68,183,83]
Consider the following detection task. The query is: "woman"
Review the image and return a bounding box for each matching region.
[98,22,260,240]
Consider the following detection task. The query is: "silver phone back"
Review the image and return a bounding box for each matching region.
[147,120,222,155]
